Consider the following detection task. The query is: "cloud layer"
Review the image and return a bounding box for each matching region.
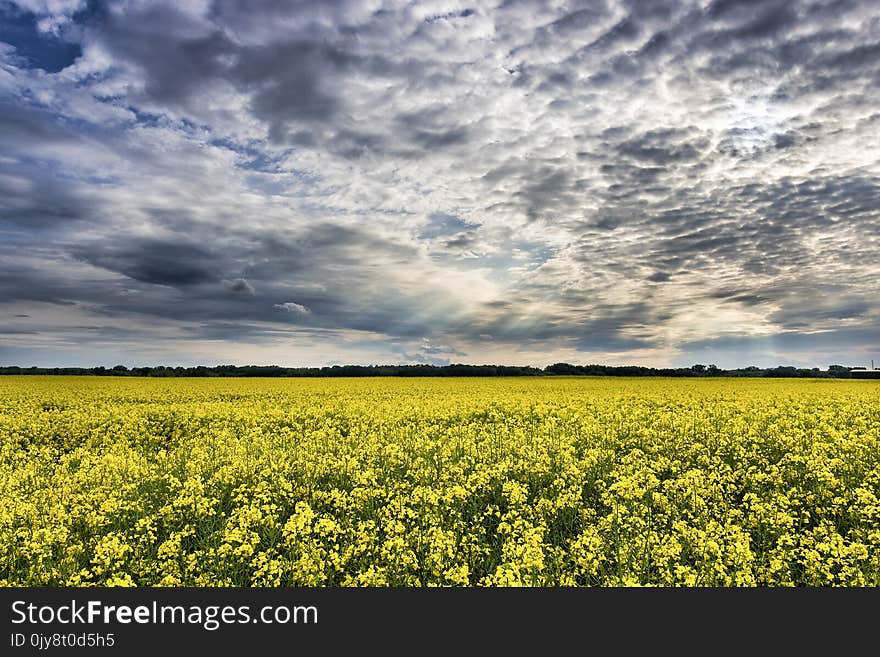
[1,0,878,368]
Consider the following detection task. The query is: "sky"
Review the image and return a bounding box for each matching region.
[0,0,878,369]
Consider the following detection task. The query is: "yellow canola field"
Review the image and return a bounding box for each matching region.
[1,375,879,587]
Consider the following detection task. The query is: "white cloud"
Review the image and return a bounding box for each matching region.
[274,302,310,315]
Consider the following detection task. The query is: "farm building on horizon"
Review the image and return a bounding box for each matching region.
[850,360,880,379]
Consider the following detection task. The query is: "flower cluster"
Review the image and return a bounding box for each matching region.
[1,376,878,586]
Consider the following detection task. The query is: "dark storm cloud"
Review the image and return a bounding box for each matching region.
[223,278,255,294]
[72,240,219,287]
[0,99,123,230]
[516,169,577,221]
[442,232,479,250]
[0,259,81,305]
[326,128,387,160]
[80,1,433,151]
[567,302,670,352]
[616,129,708,165]
[92,7,344,130]
[408,125,470,150]
[1,221,453,344]
[0,163,88,228]
[1,0,879,366]
[0,328,38,335]
[0,100,78,146]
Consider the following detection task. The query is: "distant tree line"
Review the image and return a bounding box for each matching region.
[0,363,872,378]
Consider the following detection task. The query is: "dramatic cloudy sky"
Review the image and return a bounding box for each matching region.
[1,0,878,368]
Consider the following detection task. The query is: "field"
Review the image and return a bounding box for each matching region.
[1,375,879,587]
